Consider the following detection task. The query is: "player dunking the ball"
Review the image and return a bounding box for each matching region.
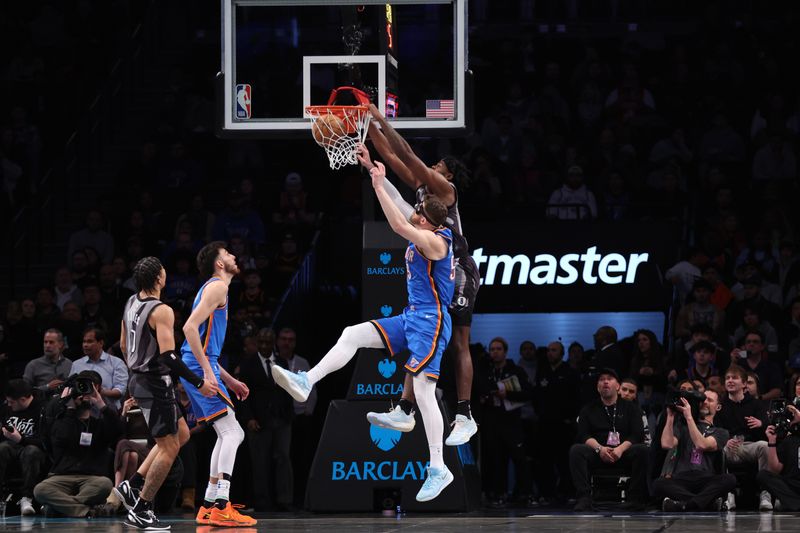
[363,104,479,446]
[181,242,255,527]
[272,160,457,502]
[116,257,218,530]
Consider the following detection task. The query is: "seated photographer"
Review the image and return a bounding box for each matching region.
[715,364,772,510]
[33,371,123,517]
[0,379,46,516]
[570,368,648,511]
[758,404,800,511]
[653,390,736,511]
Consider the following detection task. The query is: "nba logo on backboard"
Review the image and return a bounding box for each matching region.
[236,84,251,119]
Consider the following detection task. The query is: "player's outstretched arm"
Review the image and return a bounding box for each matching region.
[357,143,415,221]
[366,122,419,189]
[370,162,447,261]
[182,281,227,386]
[368,104,455,206]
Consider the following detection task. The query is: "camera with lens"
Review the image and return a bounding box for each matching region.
[60,374,95,399]
[767,398,800,440]
[665,389,706,420]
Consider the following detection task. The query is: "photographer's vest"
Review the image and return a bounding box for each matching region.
[123,295,168,375]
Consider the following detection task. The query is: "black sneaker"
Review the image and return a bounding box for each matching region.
[114,480,141,511]
[662,497,686,512]
[124,508,170,530]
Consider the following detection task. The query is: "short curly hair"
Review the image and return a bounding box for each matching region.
[197,241,226,279]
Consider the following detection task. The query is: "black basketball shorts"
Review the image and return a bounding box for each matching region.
[449,254,480,328]
[129,373,180,439]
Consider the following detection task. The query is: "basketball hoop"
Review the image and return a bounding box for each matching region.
[305,86,372,170]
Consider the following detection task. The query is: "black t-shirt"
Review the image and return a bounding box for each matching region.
[576,398,644,446]
[672,421,728,475]
[776,435,800,479]
[0,399,43,449]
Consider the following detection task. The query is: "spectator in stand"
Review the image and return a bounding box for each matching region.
[272,172,316,227]
[674,341,720,387]
[698,113,746,165]
[628,329,667,422]
[736,232,779,282]
[716,364,772,511]
[69,327,128,412]
[752,133,797,183]
[70,250,96,289]
[175,193,216,243]
[654,389,735,512]
[0,379,46,516]
[238,270,268,324]
[590,325,626,380]
[533,341,579,503]
[546,165,597,220]
[707,376,726,397]
[212,188,266,245]
[98,264,133,319]
[618,379,651,446]
[34,371,122,517]
[600,170,633,221]
[162,251,198,309]
[731,263,783,306]
[35,287,60,333]
[56,302,85,358]
[23,329,72,394]
[730,332,783,401]
[675,279,726,341]
[238,328,295,511]
[702,264,734,311]
[81,283,112,337]
[54,267,83,311]
[161,230,201,269]
[745,372,761,400]
[782,298,800,362]
[570,368,648,511]
[478,337,535,507]
[733,307,779,357]
[727,275,784,332]
[666,248,708,304]
[568,342,587,373]
[649,127,693,167]
[67,209,114,264]
[271,233,302,293]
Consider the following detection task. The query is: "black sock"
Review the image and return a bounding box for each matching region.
[398,398,414,415]
[215,498,228,510]
[133,497,152,513]
[129,472,145,489]
[456,400,471,418]
[221,473,232,481]
[204,499,215,508]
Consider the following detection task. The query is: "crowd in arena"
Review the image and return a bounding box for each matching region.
[3,0,800,517]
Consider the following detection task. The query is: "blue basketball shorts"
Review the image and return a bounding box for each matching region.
[180,352,234,424]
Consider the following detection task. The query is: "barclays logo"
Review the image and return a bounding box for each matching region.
[366,251,405,276]
[378,358,397,378]
[380,305,393,317]
[380,252,391,265]
[370,424,402,451]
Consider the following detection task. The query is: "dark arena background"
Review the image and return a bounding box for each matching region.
[3,1,800,531]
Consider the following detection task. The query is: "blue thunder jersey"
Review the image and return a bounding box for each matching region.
[180,278,228,358]
[405,228,455,310]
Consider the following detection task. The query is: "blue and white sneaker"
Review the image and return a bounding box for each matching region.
[271,365,311,402]
[415,466,454,502]
[445,414,478,446]
[366,405,416,432]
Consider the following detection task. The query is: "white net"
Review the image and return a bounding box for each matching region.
[305,105,371,170]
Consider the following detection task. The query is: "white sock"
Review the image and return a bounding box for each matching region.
[216,479,231,503]
[413,374,445,470]
[204,482,217,504]
[306,322,383,385]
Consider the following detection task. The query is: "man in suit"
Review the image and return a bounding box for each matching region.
[238,328,296,511]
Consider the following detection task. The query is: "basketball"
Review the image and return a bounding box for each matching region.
[312,113,346,146]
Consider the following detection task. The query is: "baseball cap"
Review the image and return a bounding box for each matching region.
[597,367,619,381]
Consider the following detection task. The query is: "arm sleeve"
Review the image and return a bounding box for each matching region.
[159,351,203,388]
[382,177,414,221]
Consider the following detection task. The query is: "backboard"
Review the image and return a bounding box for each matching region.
[219,0,470,138]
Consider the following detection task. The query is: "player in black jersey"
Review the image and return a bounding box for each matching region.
[115,257,217,530]
[363,104,479,445]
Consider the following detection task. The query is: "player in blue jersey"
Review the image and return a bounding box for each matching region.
[272,160,457,502]
[181,242,255,527]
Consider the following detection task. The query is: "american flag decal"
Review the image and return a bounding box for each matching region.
[425,99,455,119]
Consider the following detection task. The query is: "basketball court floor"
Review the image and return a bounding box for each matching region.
[2,511,799,532]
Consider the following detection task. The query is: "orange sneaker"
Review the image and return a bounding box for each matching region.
[195,505,213,525]
[208,502,257,527]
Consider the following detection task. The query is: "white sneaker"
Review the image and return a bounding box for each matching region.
[726,492,736,511]
[366,405,415,432]
[19,496,35,516]
[759,490,773,511]
[445,414,478,446]
[270,365,312,402]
